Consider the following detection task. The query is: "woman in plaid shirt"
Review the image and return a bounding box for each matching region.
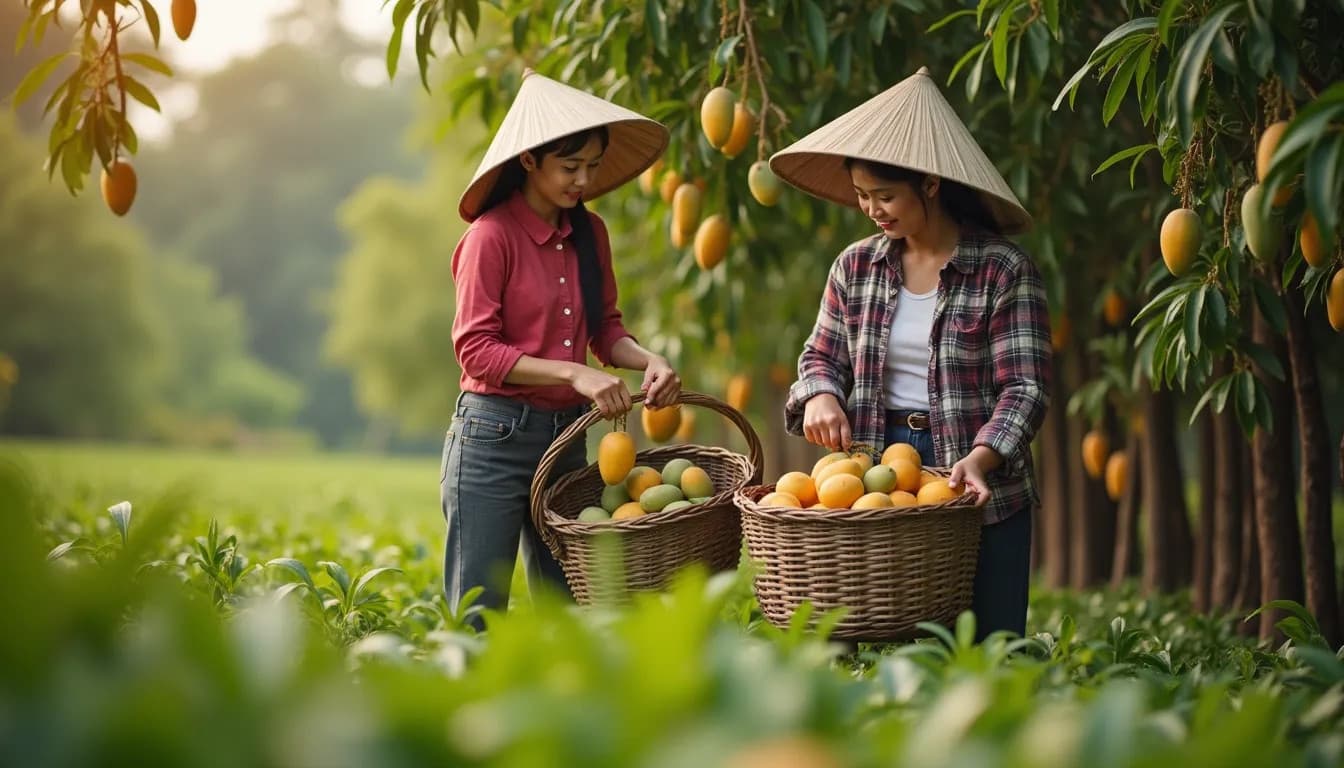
[770,68,1051,641]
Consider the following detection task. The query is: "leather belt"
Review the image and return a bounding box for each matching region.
[888,409,930,431]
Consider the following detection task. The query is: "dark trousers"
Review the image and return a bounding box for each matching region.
[885,411,1033,641]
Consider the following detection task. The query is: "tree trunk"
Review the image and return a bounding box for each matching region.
[1038,356,1070,585]
[1279,274,1341,648]
[1110,430,1143,587]
[1140,384,1192,593]
[1069,392,1113,590]
[1235,442,1262,637]
[1194,411,1216,613]
[1250,302,1304,643]
[1045,348,1079,588]
[1210,398,1243,610]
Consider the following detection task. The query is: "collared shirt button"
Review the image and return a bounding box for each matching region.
[559,276,566,284]
[555,243,564,250]
[563,339,572,347]
[563,307,572,316]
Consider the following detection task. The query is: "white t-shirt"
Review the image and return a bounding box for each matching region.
[883,285,937,410]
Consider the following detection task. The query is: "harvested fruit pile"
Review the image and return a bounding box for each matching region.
[760,441,967,510]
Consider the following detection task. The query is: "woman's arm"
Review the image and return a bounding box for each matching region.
[951,255,1052,504]
[785,256,856,441]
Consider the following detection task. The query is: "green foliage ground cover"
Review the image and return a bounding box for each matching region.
[2,440,1341,767]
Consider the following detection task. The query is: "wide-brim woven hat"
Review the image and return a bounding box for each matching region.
[458,69,670,222]
[769,67,1032,234]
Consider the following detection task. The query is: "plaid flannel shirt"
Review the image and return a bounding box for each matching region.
[784,231,1052,525]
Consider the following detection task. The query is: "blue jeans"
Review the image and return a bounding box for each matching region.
[884,409,1032,641]
[440,392,588,629]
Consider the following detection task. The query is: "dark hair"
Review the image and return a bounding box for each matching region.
[480,127,611,346]
[843,157,1000,235]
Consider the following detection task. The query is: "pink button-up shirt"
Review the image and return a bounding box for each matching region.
[451,191,634,410]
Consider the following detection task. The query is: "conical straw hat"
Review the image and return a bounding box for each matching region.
[769,67,1032,234]
[458,69,670,221]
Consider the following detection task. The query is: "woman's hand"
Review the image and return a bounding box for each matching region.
[570,365,633,419]
[948,446,1002,507]
[802,393,851,451]
[641,355,681,408]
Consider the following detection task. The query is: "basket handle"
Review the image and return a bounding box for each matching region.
[528,389,764,557]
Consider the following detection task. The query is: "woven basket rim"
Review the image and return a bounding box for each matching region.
[734,469,982,522]
[544,445,753,535]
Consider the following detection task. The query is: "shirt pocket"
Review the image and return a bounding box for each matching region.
[945,310,989,350]
[458,409,518,445]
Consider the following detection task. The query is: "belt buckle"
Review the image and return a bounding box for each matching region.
[906,412,928,431]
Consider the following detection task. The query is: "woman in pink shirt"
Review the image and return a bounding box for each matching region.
[442,71,680,628]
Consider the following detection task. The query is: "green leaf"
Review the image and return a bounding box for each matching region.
[1171,5,1239,147]
[1213,371,1233,413]
[927,8,974,34]
[9,51,70,108]
[709,34,742,85]
[1102,49,1141,126]
[386,0,414,78]
[1051,18,1157,111]
[1205,286,1227,343]
[803,0,828,66]
[139,0,161,47]
[1156,0,1183,45]
[1190,373,1230,423]
[1025,21,1049,78]
[1245,0,1274,78]
[108,501,132,546]
[1185,283,1206,358]
[870,3,891,41]
[352,566,403,598]
[120,52,173,77]
[267,557,316,591]
[1044,0,1059,38]
[966,40,990,102]
[121,75,160,112]
[991,6,1012,87]
[320,560,353,595]
[645,0,667,55]
[1093,143,1158,179]
[948,42,987,86]
[1246,342,1286,381]
[1252,278,1288,336]
[1304,131,1343,252]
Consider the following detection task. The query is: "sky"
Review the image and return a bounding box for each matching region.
[132,0,405,140]
[159,0,392,73]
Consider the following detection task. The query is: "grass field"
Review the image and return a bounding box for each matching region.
[4,438,1344,767]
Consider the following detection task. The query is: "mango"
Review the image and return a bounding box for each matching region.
[1256,121,1293,207]
[694,214,731,270]
[700,87,736,148]
[672,183,702,243]
[100,160,137,216]
[625,466,662,500]
[1104,452,1128,502]
[1160,208,1201,277]
[1328,269,1344,332]
[600,483,630,513]
[639,483,686,513]
[720,102,755,158]
[578,506,610,522]
[680,466,715,499]
[641,404,682,443]
[1241,184,1280,261]
[748,161,781,206]
[598,431,636,485]
[1300,212,1331,269]
[661,458,694,487]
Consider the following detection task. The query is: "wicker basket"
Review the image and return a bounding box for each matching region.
[735,470,982,641]
[530,390,763,605]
